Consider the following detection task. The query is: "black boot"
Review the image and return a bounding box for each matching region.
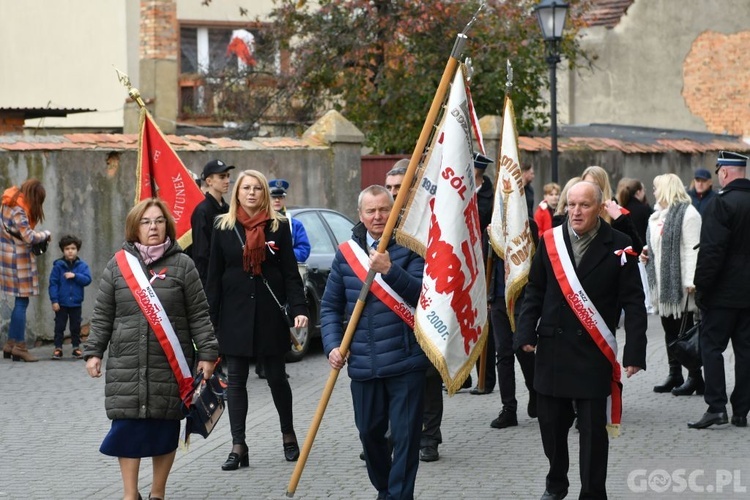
[654,365,683,393]
[672,370,705,396]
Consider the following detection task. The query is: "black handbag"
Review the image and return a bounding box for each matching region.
[668,305,702,372]
[262,275,295,328]
[182,367,227,439]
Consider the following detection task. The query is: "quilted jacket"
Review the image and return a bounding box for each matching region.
[320,222,430,381]
[84,241,218,421]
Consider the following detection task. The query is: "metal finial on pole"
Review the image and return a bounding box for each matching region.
[461,2,486,36]
[114,66,146,109]
[505,59,514,92]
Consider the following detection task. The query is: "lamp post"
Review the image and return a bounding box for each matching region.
[534,0,569,184]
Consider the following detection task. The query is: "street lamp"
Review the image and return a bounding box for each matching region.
[534,0,569,184]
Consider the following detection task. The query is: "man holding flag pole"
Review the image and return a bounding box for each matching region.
[285,8,488,496]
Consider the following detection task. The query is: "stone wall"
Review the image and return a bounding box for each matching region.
[0,111,363,345]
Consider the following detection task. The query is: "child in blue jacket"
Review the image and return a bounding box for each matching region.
[49,234,92,359]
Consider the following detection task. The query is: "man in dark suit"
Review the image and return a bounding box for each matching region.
[515,180,647,500]
[690,151,750,429]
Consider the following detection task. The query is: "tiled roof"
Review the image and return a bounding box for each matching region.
[0,125,746,154]
[0,133,297,152]
[578,0,634,29]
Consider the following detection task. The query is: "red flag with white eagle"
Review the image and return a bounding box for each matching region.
[135,107,204,249]
[396,68,488,395]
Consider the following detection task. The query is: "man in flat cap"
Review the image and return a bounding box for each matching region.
[687,168,717,216]
[190,159,234,285]
[690,151,750,429]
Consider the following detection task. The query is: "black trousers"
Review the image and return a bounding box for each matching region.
[474,315,497,391]
[701,306,750,416]
[420,365,443,448]
[225,353,294,445]
[53,306,82,348]
[538,394,608,499]
[491,300,535,412]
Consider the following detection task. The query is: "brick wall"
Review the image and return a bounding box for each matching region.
[683,31,750,137]
[140,0,177,61]
[0,115,24,134]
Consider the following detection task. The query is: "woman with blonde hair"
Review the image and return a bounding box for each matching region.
[581,165,643,253]
[646,173,703,396]
[206,169,308,469]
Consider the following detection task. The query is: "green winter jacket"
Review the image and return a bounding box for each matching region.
[84,241,218,421]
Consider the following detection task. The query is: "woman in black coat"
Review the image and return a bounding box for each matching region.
[206,169,308,470]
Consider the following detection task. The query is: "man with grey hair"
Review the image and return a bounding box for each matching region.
[322,185,430,500]
[515,181,647,499]
[384,159,408,197]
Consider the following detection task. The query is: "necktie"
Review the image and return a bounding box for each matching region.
[371,240,379,250]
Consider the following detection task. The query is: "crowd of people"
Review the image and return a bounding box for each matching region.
[2,150,749,499]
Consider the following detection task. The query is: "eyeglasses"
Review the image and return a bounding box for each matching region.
[139,217,167,227]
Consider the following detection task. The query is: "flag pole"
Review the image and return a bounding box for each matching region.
[285,29,471,500]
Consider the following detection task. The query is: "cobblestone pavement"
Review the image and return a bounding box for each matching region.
[1,314,748,499]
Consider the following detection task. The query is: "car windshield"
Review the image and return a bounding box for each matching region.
[322,211,355,245]
[295,211,335,254]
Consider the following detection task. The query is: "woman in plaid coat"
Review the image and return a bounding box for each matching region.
[1,179,51,362]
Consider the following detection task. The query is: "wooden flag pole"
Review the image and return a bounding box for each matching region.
[285,31,469,499]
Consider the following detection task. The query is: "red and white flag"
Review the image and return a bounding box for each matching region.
[396,69,488,394]
[488,96,535,331]
[136,108,205,249]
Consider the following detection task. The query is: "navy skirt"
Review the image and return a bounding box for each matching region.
[100,418,180,458]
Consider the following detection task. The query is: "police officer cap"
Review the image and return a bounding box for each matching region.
[473,152,494,170]
[269,178,290,197]
[693,168,711,180]
[201,159,235,180]
[715,151,748,173]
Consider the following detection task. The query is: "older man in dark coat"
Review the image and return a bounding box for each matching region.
[690,151,750,429]
[515,181,647,500]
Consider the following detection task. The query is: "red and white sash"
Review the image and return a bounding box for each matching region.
[544,226,623,436]
[339,240,415,329]
[115,250,193,401]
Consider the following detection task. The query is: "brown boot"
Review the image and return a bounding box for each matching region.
[11,342,38,362]
[2,339,15,359]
